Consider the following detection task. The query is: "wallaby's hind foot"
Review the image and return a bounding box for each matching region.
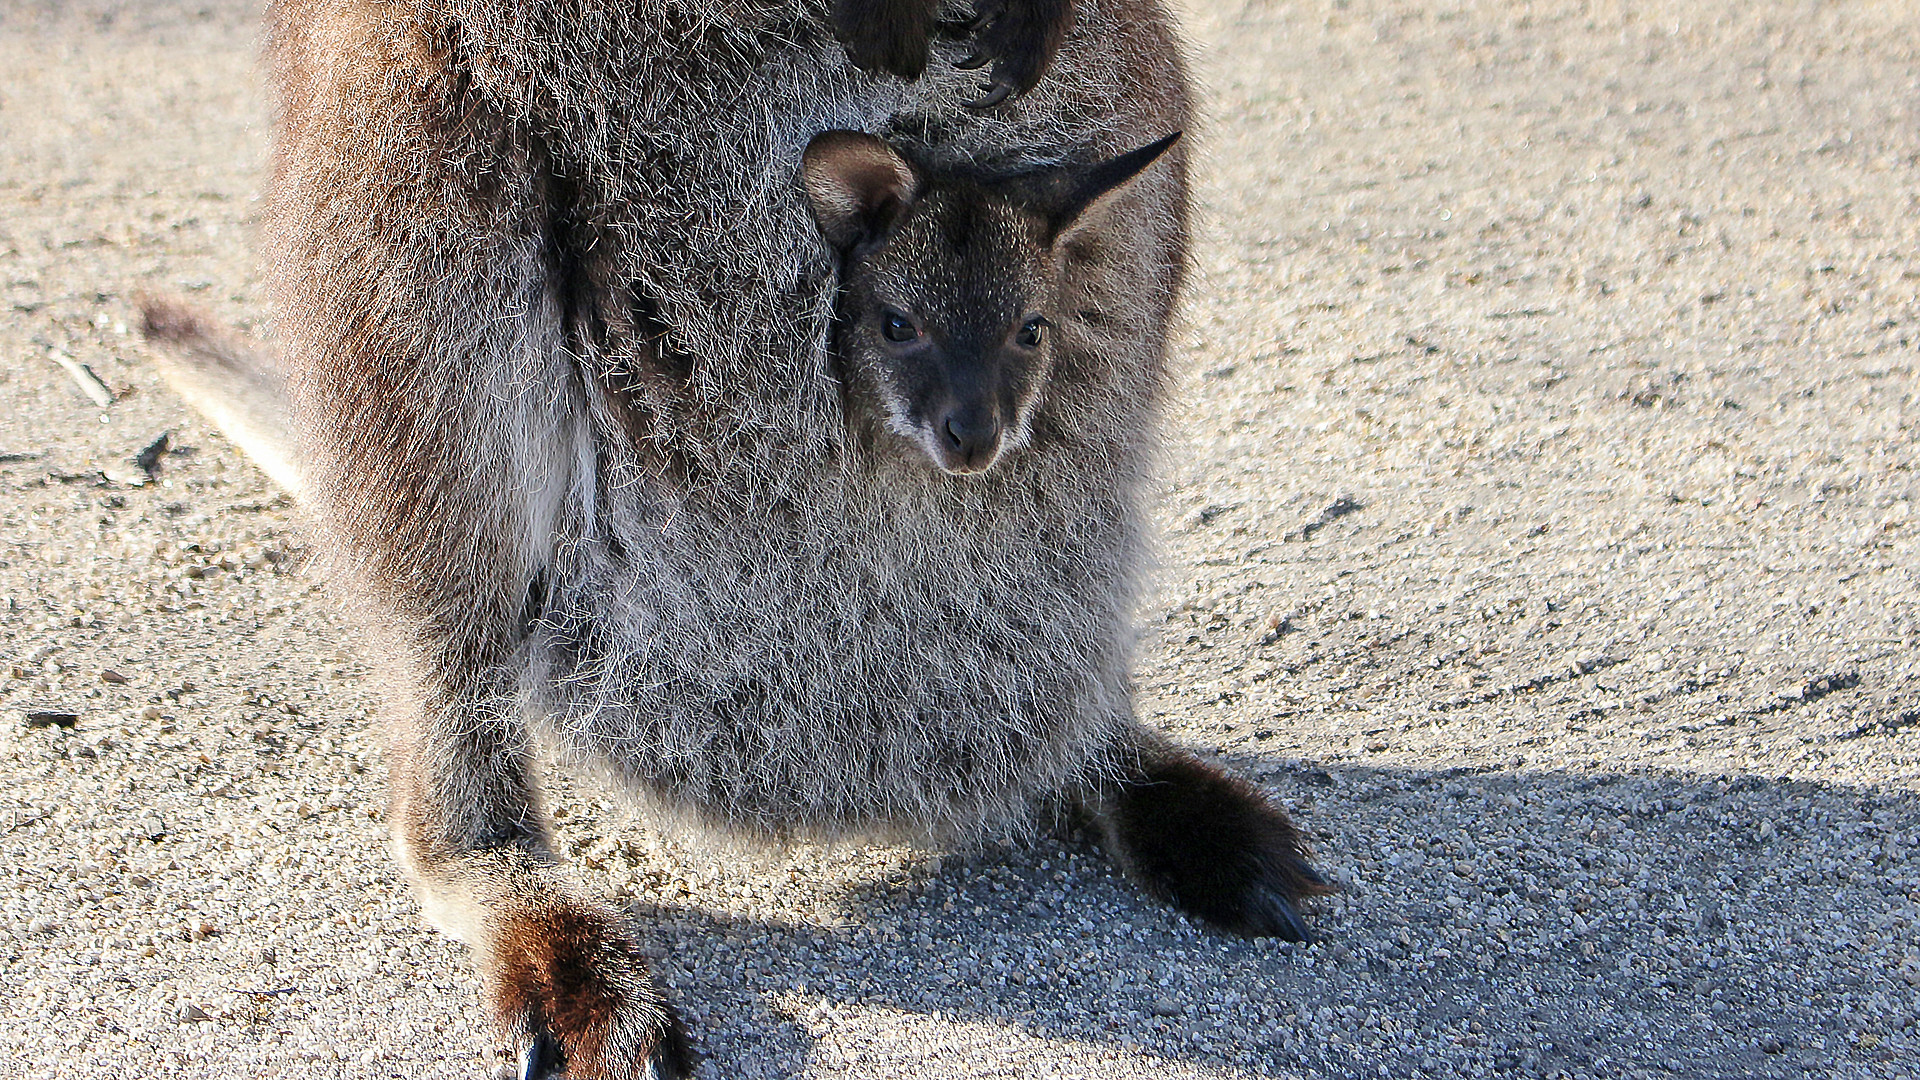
[482,893,691,1080]
[1088,735,1333,940]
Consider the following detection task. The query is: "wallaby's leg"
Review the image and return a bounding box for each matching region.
[1081,727,1332,940]
[317,374,685,1076]
[388,684,692,1080]
[259,8,696,1068]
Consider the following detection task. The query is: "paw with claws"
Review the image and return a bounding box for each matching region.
[950,0,1073,108]
[832,0,1073,107]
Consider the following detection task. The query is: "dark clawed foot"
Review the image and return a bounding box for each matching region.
[1244,882,1313,943]
[1295,859,1330,891]
[958,0,1073,107]
[833,0,1069,102]
[965,79,1016,110]
[1092,747,1335,941]
[832,0,938,82]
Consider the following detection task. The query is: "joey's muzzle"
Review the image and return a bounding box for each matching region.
[932,405,1004,474]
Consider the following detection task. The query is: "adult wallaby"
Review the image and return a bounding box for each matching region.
[141,1,1329,1077]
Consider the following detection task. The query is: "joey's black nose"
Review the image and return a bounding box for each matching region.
[939,409,1003,473]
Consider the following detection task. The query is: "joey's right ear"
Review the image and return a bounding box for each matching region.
[802,130,922,250]
[1021,131,1183,244]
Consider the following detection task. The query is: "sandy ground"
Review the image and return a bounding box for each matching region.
[2,1,1917,1077]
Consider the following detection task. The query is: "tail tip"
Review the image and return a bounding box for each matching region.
[135,293,207,345]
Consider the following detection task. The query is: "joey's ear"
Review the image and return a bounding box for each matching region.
[1026,131,1183,242]
[802,130,922,249]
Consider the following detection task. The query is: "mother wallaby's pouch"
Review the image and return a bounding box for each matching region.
[265,0,1191,840]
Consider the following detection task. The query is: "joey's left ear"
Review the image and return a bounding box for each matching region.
[1023,131,1182,243]
[802,130,923,250]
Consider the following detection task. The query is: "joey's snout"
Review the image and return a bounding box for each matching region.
[879,336,1038,477]
[934,404,1004,474]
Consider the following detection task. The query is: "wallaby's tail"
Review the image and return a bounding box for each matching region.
[138,297,303,498]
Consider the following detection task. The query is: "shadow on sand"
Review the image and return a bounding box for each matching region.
[606,756,1917,1079]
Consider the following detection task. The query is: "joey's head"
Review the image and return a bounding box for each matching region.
[803,129,1180,475]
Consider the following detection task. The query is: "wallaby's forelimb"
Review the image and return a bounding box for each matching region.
[833,0,940,82]
[833,0,1073,104]
[959,0,1075,107]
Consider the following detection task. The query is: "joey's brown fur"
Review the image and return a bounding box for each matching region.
[141,0,1328,1075]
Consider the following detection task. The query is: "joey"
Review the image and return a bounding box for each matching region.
[804,129,1180,475]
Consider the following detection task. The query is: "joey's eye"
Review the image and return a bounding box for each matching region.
[1016,316,1047,348]
[881,310,919,343]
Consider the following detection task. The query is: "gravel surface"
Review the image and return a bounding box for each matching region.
[3,2,1917,1078]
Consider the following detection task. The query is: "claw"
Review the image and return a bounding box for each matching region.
[954,50,990,70]
[1249,884,1313,943]
[1292,857,1332,891]
[964,79,1014,109]
[930,7,993,39]
[521,1028,565,1080]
